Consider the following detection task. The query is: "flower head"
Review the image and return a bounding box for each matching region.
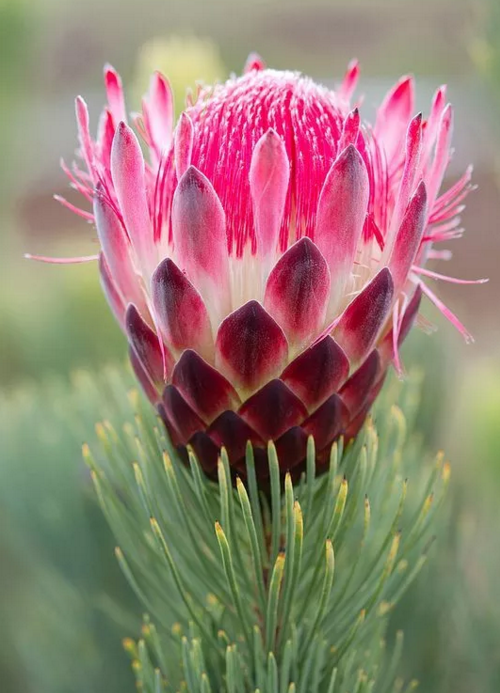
[47,57,483,478]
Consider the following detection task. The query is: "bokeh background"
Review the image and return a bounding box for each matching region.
[1,0,499,691]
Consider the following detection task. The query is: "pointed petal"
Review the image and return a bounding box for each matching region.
[99,254,126,330]
[207,411,263,464]
[427,104,453,207]
[111,122,154,269]
[315,145,369,304]
[390,113,423,236]
[97,108,116,174]
[172,350,240,423]
[275,427,309,472]
[215,300,288,392]
[338,59,359,103]
[379,286,422,363]
[129,346,160,404]
[143,72,174,159]
[334,268,394,363]
[339,350,381,417]
[75,96,95,178]
[388,181,427,292]
[302,394,349,451]
[420,85,447,173]
[264,237,330,345]
[151,258,213,356]
[390,299,405,375]
[375,76,415,169]
[172,166,230,316]
[238,380,307,440]
[344,375,386,440]
[249,129,290,256]
[344,404,371,440]
[281,336,349,410]
[244,53,266,72]
[126,304,169,388]
[104,64,126,125]
[174,112,194,180]
[188,432,220,476]
[94,188,148,313]
[338,108,360,151]
[161,385,205,446]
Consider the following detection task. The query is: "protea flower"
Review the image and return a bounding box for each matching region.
[36,56,484,479]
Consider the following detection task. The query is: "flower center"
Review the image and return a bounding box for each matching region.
[186,69,346,257]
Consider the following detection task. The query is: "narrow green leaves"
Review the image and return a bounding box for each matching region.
[85,366,449,693]
[301,540,335,660]
[215,522,253,650]
[237,477,267,613]
[268,442,282,566]
[265,552,286,653]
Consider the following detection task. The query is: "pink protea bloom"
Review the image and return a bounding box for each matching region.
[41,57,485,479]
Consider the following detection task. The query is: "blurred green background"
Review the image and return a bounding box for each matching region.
[0,0,499,691]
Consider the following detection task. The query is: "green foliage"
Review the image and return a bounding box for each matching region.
[0,372,137,693]
[0,257,124,387]
[457,361,500,485]
[400,357,500,693]
[83,370,449,692]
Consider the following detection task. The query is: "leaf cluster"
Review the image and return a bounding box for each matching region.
[84,370,449,693]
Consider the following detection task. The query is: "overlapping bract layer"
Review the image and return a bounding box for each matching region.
[58,58,477,478]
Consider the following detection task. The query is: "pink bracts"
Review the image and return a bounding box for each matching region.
[46,57,484,479]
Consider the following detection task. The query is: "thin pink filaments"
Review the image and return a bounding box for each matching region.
[186,70,344,256]
[430,165,473,221]
[53,195,95,221]
[412,265,488,285]
[24,253,99,264]
[427,249,453,261]
[418,279,475,343]
[60,159,94,202]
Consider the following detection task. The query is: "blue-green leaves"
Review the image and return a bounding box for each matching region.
[87,369,450,693]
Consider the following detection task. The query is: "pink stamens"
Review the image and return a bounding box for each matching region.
[427,249,453,261]
[24,253,99,264]
[412,265,488,285]
[418,279,474,343]
[53,195,94,221]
